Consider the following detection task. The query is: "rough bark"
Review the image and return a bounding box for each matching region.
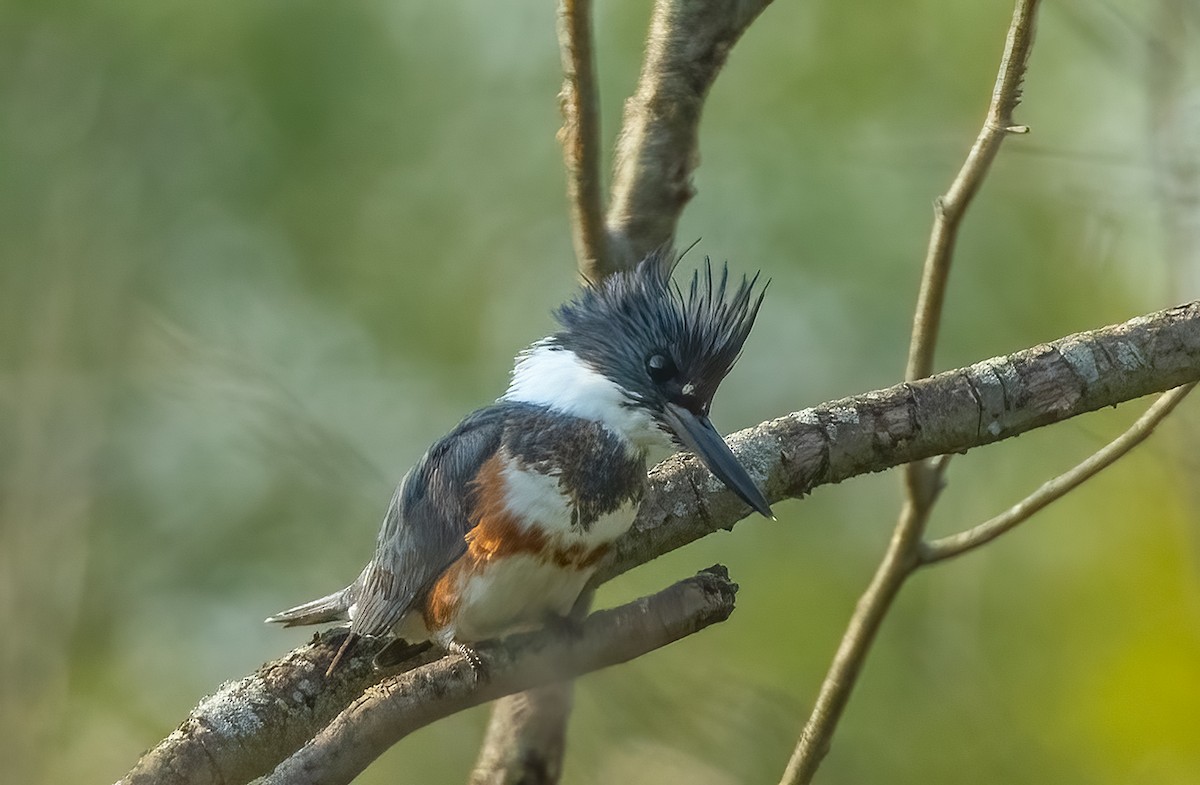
[597,300,1200,584]
[267,569,737,785]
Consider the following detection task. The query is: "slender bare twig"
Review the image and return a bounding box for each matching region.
[557,0,610,282]
[261,569,738,785]
[902,0,1041,492]
[906,0,1039,382]
[924,382,1197,562]
[604,0,774,273]
[780,3,1042,783]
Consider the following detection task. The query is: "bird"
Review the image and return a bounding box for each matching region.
[266,251,772,675]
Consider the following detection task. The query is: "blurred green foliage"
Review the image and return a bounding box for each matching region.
[2,1,1198,783]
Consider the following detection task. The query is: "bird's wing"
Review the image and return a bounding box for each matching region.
[348,405,514,638]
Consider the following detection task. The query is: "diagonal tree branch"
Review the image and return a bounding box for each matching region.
[121,568,734,785]
[602,301,1200,583]
[119,299,1200,785]
[117,635,396,785]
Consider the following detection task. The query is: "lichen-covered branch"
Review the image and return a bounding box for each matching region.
[119,299,1200,785]
[604,0,775,274]
[261,568,738,785]
[117,636,395,785]
[597,299,1200,583]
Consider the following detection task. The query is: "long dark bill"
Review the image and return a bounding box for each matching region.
[663,402,774,519]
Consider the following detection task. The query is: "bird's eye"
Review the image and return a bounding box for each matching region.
[646,353,677,383]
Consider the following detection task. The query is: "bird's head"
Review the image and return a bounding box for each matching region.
[510,250,771,518]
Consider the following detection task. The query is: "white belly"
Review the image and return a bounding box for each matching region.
[448,555,594,642]
[430,497,639,646]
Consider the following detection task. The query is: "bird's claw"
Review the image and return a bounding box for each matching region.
[448,641,488,681]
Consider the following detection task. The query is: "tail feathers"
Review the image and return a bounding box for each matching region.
[265,587,352,628]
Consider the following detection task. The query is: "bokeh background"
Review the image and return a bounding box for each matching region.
[3,1,1199,783]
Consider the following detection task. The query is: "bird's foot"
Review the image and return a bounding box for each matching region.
[448,641,488,681]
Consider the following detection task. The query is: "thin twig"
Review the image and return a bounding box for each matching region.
[922,382,1196,562]
[557,0,610,282]
[778,496,923,785]
[780,3,1043,783]
[261,569,738,785]
[906,0,1039,382]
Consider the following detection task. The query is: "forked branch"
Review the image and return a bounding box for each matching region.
[922,382,1197,562]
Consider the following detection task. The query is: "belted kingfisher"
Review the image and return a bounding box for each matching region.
[267,252,771,673]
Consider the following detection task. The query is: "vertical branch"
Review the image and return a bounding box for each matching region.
[605,0,775,272]
[470,589,592,785]
[778,3,1043,784]
[557,0,610,282]
[469,685,574,785]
